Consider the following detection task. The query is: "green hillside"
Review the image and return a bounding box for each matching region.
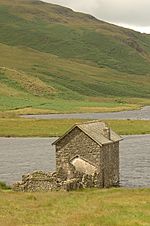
[0,0,150,113]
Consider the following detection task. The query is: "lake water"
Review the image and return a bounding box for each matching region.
[0,135,150,188]
[22,106,150,120]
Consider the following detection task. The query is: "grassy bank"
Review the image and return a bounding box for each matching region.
[0,118,150,137]
[0,188,150,226]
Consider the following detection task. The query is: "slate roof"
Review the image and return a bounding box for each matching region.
[52,121,123,146]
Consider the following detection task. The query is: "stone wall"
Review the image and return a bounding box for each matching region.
[100,142,119,187]
[56,127,101,172]
[55,127,119,188]
[13,166,102,192]
[13,125,120,192]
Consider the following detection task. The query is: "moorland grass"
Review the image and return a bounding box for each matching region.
[0,0,150,75]
[0,42,150,113]
[0,118,150,137]
[0,0,150,114]
[0,188,150,226]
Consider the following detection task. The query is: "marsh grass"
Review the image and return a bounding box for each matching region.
[0,188,150,226]
[0,118,150,137]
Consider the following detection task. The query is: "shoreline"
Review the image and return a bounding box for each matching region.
[20,106,150,120]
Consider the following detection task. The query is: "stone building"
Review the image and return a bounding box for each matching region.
[13,121,122,192]
[53,121,122,188]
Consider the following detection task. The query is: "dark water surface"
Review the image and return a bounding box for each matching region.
[22,106,150,120]
[0,135,150,187]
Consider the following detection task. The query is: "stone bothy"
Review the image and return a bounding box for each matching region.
[53,121,122,188]
[13,121,122,192]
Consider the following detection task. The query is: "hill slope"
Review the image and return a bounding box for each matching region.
[0,0,150,113]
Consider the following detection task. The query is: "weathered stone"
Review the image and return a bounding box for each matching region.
[54,122,122,188]
[13,168,104,192]
[13,121,122,192]
[63,178,82,191]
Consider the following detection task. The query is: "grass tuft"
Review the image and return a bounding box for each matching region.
[0,181,11,190]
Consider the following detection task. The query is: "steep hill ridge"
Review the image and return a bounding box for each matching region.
[0,0,150,113]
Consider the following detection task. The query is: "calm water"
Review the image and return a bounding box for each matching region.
[22,106,150,120]
[0,135,150,187]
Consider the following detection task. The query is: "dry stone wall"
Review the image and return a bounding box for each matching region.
[13,165,102,192]
[103,142,119,187]
[56,127,101,173]
[55,127,119,188]
[13,124,120,192]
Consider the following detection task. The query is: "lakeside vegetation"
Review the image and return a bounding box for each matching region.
[0,118,150,137]
[0,181,11,190]
[0,188,150,226]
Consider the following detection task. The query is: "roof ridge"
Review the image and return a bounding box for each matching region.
[75,120,106,126]
[52,120,122,146]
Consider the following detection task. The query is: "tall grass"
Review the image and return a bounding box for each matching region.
[0,188,150,226]
[0,118,150,137]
